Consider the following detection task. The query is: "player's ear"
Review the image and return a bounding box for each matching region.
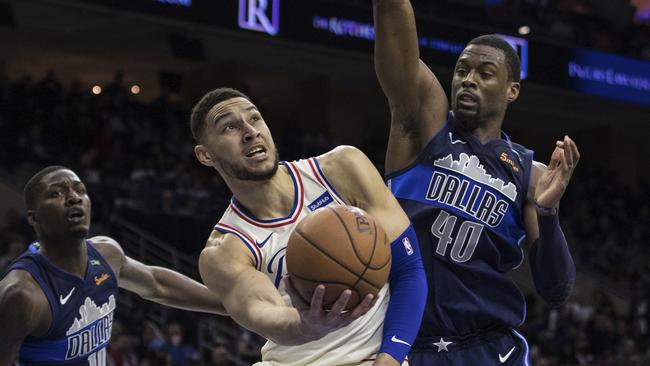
[194,145,214,167]
[507,81,520,103]
[27,209,38,226]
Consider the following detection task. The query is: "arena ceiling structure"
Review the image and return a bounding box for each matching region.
[1,0,649,178]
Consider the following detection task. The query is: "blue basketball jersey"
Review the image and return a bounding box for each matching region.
[387,115,534,338]
[2,242,118,365]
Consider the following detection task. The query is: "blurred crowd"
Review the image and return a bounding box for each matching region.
[1,71,649,365]
[338,0,650,59]
[376,0,650,60]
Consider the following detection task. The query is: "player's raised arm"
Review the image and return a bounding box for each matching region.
[90,236,226,315]
[198,232,375,346]
[373,0,448,173]
[318,146,428,365]
[523,136,579,307]
[0,271,49,366]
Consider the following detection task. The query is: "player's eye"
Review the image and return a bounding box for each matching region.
[455,68,467,76]
[49,191,62,198]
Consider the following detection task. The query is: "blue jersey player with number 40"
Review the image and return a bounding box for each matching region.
[372,1,579,365]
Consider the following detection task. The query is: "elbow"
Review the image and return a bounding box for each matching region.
[536,271,576,308]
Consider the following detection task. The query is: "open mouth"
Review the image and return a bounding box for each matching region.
[245,146,267,158]
[458,92,478,107]
[68,208,86,222]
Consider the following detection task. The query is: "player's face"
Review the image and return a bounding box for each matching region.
[195,97,279,181]
[29,169,92,240]
[451,45,519,130]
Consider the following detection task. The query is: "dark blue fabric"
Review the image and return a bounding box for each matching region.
[379,225,427,363]
[529,214,576,307]
[409,329,531,366]
[2,241,118,365]
[387,114,534,338]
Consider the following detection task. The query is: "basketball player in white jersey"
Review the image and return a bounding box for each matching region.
[190,88,428,366]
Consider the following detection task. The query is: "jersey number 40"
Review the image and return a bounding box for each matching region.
[431,211,484,263]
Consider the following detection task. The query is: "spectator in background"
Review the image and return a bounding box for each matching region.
[108,321,139,366]
[138,321,168,366]
[207,345,232,366]
[162,322,200,366]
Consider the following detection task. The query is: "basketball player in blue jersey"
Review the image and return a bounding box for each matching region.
[372,1,578,365]
[0,166,225,366]
[191,88,427,365]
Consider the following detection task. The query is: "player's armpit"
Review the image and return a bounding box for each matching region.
[316,146,411,241]
[373,0,448,173]
[0,271,49,366]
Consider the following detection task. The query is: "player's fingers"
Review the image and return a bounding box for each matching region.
[558,146,570,173]
[548,147,562,169]
[308,285,326,315]
[348,293,375,319]
[339,294,375,327]
[327,289,352,319]
[569,137,580,164]
[563,136,575,169]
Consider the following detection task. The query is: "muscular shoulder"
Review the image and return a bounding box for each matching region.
[200,231,255,272]
[315,146,387,207]
[199,231,256,290]
[88,236,126,275]
[316,146,375,183]
[0,270,49,335]
[0,270,42,303]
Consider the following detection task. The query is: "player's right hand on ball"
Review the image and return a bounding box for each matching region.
[284,276,376,341]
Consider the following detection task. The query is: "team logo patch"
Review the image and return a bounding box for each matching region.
[402,237,414,256]
[94,274,109,286]
[499,152,520,172]
[308,191,334,211]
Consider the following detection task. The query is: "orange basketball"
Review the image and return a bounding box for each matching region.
[286,205,391,310]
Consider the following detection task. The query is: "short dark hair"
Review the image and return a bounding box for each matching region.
[24,165,69,209]
[190,88,252,142]
[467,34,521,82]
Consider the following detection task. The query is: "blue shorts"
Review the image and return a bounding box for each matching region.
[408,329,531,366]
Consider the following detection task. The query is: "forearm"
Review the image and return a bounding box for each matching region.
[373,0,420,98]
[235,301,311,346]
[529,214,576,307]
[147,266,226,314]
[379,225,427,363]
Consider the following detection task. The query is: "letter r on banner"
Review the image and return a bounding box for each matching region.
[238,0,280,36]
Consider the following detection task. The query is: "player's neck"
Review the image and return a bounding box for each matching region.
[229,165,296,220]
[471,124,502,144]
[39,236,88,277]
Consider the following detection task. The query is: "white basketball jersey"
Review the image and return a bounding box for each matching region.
[215,158,390,366]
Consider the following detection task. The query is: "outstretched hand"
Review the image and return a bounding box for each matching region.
[535,136,580,209]
[283,276,376,342]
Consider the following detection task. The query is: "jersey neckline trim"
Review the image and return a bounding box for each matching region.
[230,162,304,228]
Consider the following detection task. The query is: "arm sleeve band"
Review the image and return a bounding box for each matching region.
[529,213,576,307]
[378,224,427,363]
